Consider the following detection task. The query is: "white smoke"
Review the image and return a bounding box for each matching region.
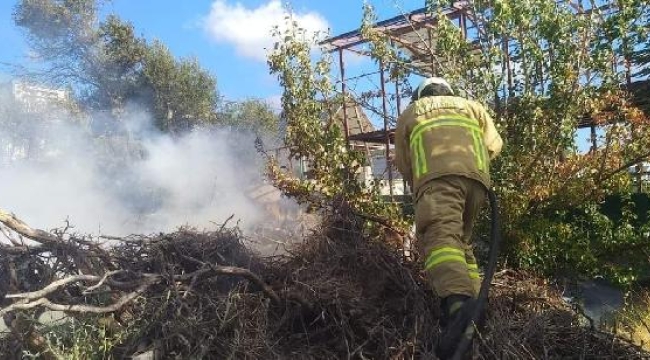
[0,89,281,237]
[127,129,266,234]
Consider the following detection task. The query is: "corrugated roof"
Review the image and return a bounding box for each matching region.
[330,98,375,135]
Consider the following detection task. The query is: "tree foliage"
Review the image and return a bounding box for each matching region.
[13,0,275,134]
[267,21,408,235]
[269,0,650,284]
[217,98,279,136]
[628,2,650,78]
[372,0,650,284]
[140,41,218,132]
[15,0,139,107]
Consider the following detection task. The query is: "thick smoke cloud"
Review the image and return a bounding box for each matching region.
[0,90,281,237]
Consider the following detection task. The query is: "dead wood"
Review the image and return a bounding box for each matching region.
[0,207,647,359]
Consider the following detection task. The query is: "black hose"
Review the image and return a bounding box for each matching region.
[451,188,501,360]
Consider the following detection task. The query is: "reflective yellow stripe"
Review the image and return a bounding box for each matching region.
[428,247,465,258]
[425,254,467,270]
[471,131,485,172]
[480,140,490,172]
[417,136,426,176]
[425,247,467,270]
[411,115,481,141]
[410,116,481,148]
[410,140,418,177]
[408,115,487,179]
[477,132,488,172]
[411,136,426,178]
[467,262,480,278]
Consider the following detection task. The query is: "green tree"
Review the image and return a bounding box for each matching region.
[358,0,650,284]
[217,99,279,136]
[629,3,650,78]
[140,41,218,132]
[267,18,408,236]
[267,0,650,284]
[14,1,140,108]
[13,0,219,133]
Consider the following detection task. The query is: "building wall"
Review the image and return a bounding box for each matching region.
[0,81,72,164]
[11,81,69,113]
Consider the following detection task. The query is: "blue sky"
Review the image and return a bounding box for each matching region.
[0,0,426,105]
[0,0,614,152]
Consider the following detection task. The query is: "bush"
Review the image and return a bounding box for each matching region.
[510,193,650,287]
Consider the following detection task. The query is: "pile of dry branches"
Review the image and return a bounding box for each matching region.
[0,208,648,359]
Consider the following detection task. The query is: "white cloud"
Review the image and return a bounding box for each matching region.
[202,0,330,62]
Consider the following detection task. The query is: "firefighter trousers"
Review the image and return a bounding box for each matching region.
[414,175,486,298]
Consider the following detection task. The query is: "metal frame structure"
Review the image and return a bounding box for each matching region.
[320,1,649,196]
[321,2,485,198]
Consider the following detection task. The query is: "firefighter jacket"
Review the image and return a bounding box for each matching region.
[394,95,503,199]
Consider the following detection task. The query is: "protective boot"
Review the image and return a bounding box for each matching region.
[436,295,476,359]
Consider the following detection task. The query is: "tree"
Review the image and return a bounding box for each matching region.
[629,3,650,79]
[13,0,283,135]
[359,0,650,284]
[14,0,139,108]
[140,41,218,132]
[267,18,408,237]
[217,99,279,136]
[13,0,220,133]
[268,0,650,284]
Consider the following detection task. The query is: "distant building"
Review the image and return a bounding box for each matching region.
[10,80,69,113]
[270,98,405,196]
[328,99,405,196]
[0,80,73,163]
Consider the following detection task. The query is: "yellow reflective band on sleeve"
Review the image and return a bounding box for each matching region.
[481,139,490,169]
[469,272,480,279]
[424,247,467,270]
[410,140,417,177]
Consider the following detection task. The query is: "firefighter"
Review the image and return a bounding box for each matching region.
[393,77,503,358]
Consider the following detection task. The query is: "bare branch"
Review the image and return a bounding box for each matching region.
[0,280,155,316]
[6,274,98,300]
[212,266,281,305]
[349,209,407,236]
[6,271,124,301]
[83,270,127,294]
[0,243,39,255]
[0,208,61,245]
[179,254,281,305]
[0,226,23,247]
